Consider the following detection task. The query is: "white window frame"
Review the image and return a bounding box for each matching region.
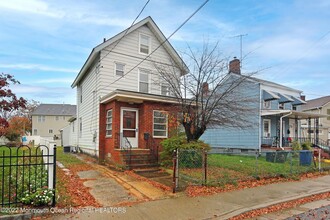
[138,69,150,93]
[139,33,151,55]
[38,115,45,123]
[49,129,53,134]
[153,110,168,138]
[79,117,82,138]
[106,110,113,137]
[263,119,271,137]
[263,100,271,109]
[114,62,125,76]
[161,83,172,96]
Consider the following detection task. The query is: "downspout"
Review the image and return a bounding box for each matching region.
[280,111,293,150]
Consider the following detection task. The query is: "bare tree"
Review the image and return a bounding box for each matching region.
[155,42,258,142]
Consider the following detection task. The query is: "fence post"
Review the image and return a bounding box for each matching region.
[52,145,57,207]
[172,149,178,193]
[203,150,207,185]
[318,148,321,172]
[47,141,56,190]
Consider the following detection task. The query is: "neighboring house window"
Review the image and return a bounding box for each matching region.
[263,101,271,109]
[292,106,297,111]
[80,86,82,103]
[279,103,284,110]
[115,63,125,76]
[139,34,150,54]
[72,121,75,132]
[79,117,82,137]
[38,116,45,122]
[33,129,37,135]
[153,111,168,138]
[63,116,65,120]
[139,69,149,93]
[55,116,59,121]
[106,110,113,136]
[161,83,171,96]
[263,119,271,137]
[327,109,330,120]
[49,129,53,134]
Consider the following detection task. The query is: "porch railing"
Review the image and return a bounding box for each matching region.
[146,134,159,164]
[116,132,133,169]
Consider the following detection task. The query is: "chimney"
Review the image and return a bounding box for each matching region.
[300,95,306,101]
[202,82,209,96]
[229,57,241,74]
[103,38,106,42]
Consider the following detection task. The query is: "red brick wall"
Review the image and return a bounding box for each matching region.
[99,100,180,164]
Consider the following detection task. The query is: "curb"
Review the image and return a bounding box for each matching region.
[221,188,330,219]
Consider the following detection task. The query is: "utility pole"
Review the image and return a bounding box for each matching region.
[232,34,248,68]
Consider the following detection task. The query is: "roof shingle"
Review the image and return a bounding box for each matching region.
[31,104,76,116]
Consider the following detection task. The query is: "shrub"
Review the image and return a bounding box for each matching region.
[291,141,302,151]
[302,141,313,151]
[20,188,54,206]
[160,135,210,167]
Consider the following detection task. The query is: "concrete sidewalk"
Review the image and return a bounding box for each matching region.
[51,175,330,220]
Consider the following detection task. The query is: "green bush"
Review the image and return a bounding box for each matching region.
[291,141,302,151]
[302,141,313,151]
[160,135,210,167]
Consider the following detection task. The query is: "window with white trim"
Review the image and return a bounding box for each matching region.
[79,117,82,137]
[139,69,149,93]
[38,116,45,122]
[72,121,75,132]
[115,63,125,76]
[139,34,150,54]
[106,110,112,136]
[161,83,171,96]
[49,129,53,134]
[263,100,271,109]
[153,111,168,138]
[33,129,37,135]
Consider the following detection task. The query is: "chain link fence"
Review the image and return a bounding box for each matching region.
[173,149,330,192]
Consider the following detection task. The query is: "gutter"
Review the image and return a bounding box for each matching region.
[280,111,293,150]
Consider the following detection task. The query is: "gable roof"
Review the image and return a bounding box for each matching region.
[301,96,330,111]
[71,16,188,88]
[229,72,302,93]
[31,104,76,116]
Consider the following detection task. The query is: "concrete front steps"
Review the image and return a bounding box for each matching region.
[120,149,159,170]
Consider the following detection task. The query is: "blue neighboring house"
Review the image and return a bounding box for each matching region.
[201,58,326,153]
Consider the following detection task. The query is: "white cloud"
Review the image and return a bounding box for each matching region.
[0,63,78,73]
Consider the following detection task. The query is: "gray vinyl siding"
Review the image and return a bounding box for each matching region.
[201,75,260,150]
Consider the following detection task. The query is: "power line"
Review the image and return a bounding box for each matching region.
[98,0,150,64]
[101,0,210,89]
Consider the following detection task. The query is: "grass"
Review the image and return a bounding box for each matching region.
[55,146,84,167]
[177,152,317,188]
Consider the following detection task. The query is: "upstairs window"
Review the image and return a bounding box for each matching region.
[115,63,125,76]
[263,100,271,109]
[279,103,284,110]
[79,117,82,137]
[161,83,171,96]
[49,129,53,134]
[139,34,150,55]
[327,109,330,120]
[106,110,113,137]
[139,69,149,93]
[38,116,45,122]
[55,116,59,121]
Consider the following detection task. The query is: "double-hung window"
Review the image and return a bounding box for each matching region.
[106,110,112,136]
[38,116,45,122]
[139,34,150,54]
[139,69,149,93]
[153,111,168,138]
[161,83,171,96]
[115,63,125,76]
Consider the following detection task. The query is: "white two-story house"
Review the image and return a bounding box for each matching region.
[71,17,188,166]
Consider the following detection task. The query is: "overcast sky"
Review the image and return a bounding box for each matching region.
[0,0,329,104]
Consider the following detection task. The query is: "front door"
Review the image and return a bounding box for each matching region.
[120,108,138,148]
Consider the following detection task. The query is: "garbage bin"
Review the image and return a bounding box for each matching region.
[275,151,288,163]
[63,146,71,153]
[266,152,276,162]
[299,150,312,166]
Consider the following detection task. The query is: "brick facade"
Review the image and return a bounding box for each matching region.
[99,100,181,165]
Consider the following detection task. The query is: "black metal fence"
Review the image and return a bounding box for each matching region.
[0,145,56,207]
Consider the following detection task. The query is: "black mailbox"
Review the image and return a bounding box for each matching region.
[144,132,150,140]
